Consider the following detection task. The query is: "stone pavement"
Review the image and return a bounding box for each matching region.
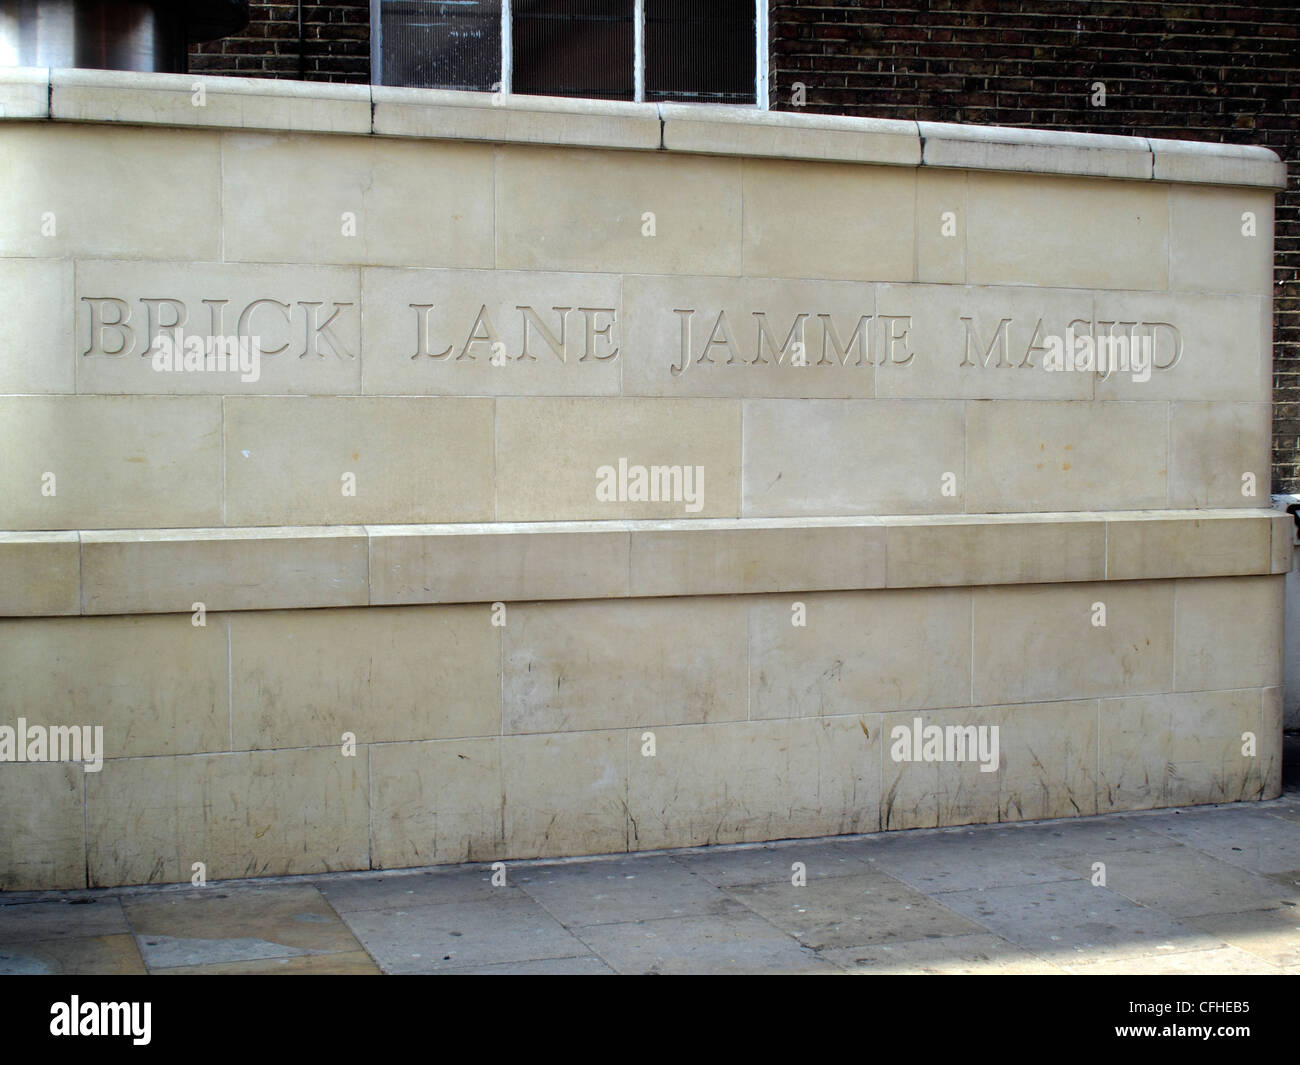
[4,760,1300,975]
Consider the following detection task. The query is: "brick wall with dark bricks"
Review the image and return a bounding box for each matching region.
[188,2,369,83]
[188,0,1300,492]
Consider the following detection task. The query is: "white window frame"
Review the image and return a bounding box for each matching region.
[371,0,769,109]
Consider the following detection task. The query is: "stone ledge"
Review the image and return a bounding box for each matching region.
[0,69,1284,189]
[0,66,48,120]
[372,85,661,150]
[50,68,371,134]
[0,510,1281,617]
[920,122,1152,181]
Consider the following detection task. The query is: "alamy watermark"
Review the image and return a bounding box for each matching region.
[0,718,103,772]
[889,717,1000,773]
[1041,328,1154,383]
[595,458,705,513]
[149,333,263,383]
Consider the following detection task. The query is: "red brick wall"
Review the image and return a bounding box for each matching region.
[769,0,1300,493]
[188,2,369,83]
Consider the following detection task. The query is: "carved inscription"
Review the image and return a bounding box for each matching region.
[409,304,618,362]
[81,296,356,359]
[80,292,1185,380]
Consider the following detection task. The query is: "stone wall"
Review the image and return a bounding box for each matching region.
[186,3,1300,491]
[0,69,1286,890]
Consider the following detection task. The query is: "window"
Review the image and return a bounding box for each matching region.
[373,0,767,107]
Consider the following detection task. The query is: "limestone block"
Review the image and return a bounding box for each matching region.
[81,526,369,614]
[875,284,1095,400]
[1092,292,1268,403]
[743,399,965,516]
[369,738,506,869]
[74,260,363,395]
[373,86,660,150]
[0,613,228,757]
[1169,185,1274,296]
[884,514,1105,587]
[660,103,920,165]
[494,397,740,521]
[973,581,1174,704]
[1168,402,1272,510]
[223,397,494,526]
[1150,139,1287,189]
[0,258,74,393]
[965,171,1168,290]
[1105,513,1272,580]
[495,145,741,276]
[370,522,630,604]
[360,267,621,397]
[882,700,1098,829]
[748,588,971,720]
[0,396,222,530]
[920,122,1152,180]
[0,763,85,890]
[629,519,885,597]
[0,125,221,260]
[627,717,881,850]
[0,67,49,119]
[500,731,628,859]
[916,168,966,284]
[742,159,915,282]
[52,68,372,133]
[231,604,500,749]
[503,597,746,733]
[965,400,1168,512]
[221,132,494,269]
[621,274,877,398]
[1174,575,1284,692]
[1099,690,1265,812]
[0,533,79,616]
[86,747,369,886]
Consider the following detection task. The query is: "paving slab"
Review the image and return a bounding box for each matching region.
[1140,805,1300,873]
[123,885,363,970]
[937,879,1226,962]
[0,933,145,975]
[669,840,871,887]
[312,866,524,913]
[338,895,590,974]
[1062,944,1284,975]
[152,950,381,975]
[515,855,733,927]
[431,956,616,975]
[844,833,1080,893]
[1049,846,1300,918]
[577,901,839,974]
[822,933,1064,974]
[0,897,128,942]
[1184,906,1300,968]
[727,869,984,949]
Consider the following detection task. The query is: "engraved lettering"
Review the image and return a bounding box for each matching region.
[81,297,134,357]
[959,316,1012,368]
[458,304,500,361]
[297,301,354,359]
[518,305,571,362]
[409,304,452,360]
[671,308,694,377]
[577,307,618,362]
[237,299,291,356]
[817,314,872,366]
[751,312,809,366]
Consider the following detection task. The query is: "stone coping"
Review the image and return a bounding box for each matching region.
[0,68,1284,189]
[0,509,1288,617]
